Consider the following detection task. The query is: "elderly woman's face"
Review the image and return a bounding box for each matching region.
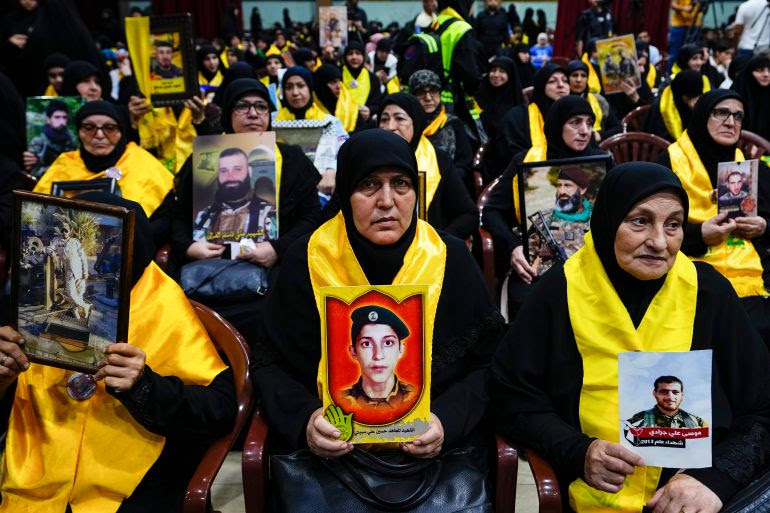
[707,98,743,146]
[614,191,684,280]
[562,114,593,152]
[350,167,416,245]
[379,104,414,143]
[79,114,121,156]
[545,72,570,101]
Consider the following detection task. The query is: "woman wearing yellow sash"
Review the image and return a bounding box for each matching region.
[493,162,770,513]
[483,95,609,320]
[42,52,69,96]
[566,60,623,142]
[313,63,366,133]
[0,194,235,512]
[671,44,712,87]
[197,45,224,91]
[499,63,570,169]
[261,54,283,95]
[644,70,708,142]
[409,70,474,187]
[255,129,503,473]
[342,41,382,126]
[34,101,173,241]
[658,89,770,345]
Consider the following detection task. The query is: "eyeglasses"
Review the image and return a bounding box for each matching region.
[414,87,440,98]
[711,108,744,124]
[79,123,120,137]
[233,101,270,115]
[48,71,63,79]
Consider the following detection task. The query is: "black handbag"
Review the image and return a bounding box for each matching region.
[721,468,770,513]
[180,259,268,300]
[270,446,492,513]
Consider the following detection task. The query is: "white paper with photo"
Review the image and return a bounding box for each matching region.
[618,350,712,468]
[717,159,759,220]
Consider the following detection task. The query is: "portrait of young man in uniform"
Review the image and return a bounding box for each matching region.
[626,376,707,429]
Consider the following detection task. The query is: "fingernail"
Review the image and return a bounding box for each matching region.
[23,363,29,369]
[333,431,340,437]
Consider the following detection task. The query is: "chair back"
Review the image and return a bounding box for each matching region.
[477,176,502,294]
[599,131,670,164]
[472,142,488,199]
[738,130,770,159]
[550,56,570,67]
[621,104,651,133]
[183,300,254,513]
[522,86,533,104]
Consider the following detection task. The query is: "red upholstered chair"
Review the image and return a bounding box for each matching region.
[183,301,254,513]
[477,176,503,295]
[551,56,570,67]
[738,130,770,160]
[599,131,670,164]
[621,104,651,133]
[241,410,522,513]
[522,86,534,104]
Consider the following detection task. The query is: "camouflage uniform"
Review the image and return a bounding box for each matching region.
[528,201,592,275]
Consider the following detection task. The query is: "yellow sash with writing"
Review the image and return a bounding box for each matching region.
[314,86,358,133]
[587,93,603,131]
[423,106,448,137]
[564,233,697,512]
[34,142,173,218]
[274,103,329,121]
[343,66,371,107]
[0,262,226,513]
[415,136,441,211]
[660,76,711,140]
[582,53,602,95]
[668,130,766,297]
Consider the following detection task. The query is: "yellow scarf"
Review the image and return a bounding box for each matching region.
[513,104,550,221]
[266,44,282,57]
[668,130,766,297]
[0,262,226,513]
[34,142,173,218]
[274,103,329,122]
[415,136,441,212]
[660,76,711,140]
[137,107,196,174]
[314,85,358,133]
[198,70,224,87]
[342,66,371,107]
[423,106,448,137]
[386,75,402,94]
[564,233,697,512]
[581,53,602,94]
[586,93,603,131]
[43,84,58,97]
[646,64,657,90]
[439,6,465,21]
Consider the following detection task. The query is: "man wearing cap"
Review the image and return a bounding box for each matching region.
[528,165,593,274]
[25,100,77,178]
[343,305,417,410]
[151,40,183,79]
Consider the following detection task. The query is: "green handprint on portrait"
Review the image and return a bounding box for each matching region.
[324,405,353,442]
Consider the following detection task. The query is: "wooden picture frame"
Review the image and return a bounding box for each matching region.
[418,171,427,221]
[516,154,612,275]
[10,191,135,374]
[149,14,197,106]
[51,178,117,198]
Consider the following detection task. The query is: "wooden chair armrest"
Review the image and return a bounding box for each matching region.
[495,435,519,513]
[479,226,497,294]
[473,170,484,199]
[183,436,232,513]
[242,409,269,513]
[155,243,172,271]
[526,447,562,513]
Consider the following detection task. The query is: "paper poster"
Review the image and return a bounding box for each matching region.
[26,96,84,179]
[191,132,277,255]
[619,351,712,468]
[517,157,609,275]
[319,6,348,49]
[717,159,759,220]
[595,34,642,94]
[319,285,431,444]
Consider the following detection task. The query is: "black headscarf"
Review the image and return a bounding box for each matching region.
[687,89,744,185]
[512,42,535,88]
[566,59,590,95]
[75,101,127,172]
[590,162,690,326]
[43,52,70,72]
[196,44,220,82]
[336,129,419,284]
[675,44,705,72]
[60,60,101,97]
[281,66,314,118]
[313,63,342,114]
[532,63,566,119]
[728,53,752,82]
[0,72,26,166]
[670,69,704,130]
[74,192,154,287]
[378,93,427,151]
[476,56,523,120]
[543,95,595,159]
[343,41,366,77]
[211,61,258,107]
[220,78,276,133]
[731,56,770,139]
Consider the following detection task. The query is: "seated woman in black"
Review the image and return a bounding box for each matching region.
[169,78,321,342]
[493,162,770,513]
[731,56,770,143]
[565,60,622,142]
[482,95,608,320]
[644,69,706,142]
[254,129,504,465]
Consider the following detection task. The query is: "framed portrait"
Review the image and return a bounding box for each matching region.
[319,6,348,49]
[25,96,84,179]
[516,154,612,275]
[717,159,759,220]
[418,171,427,221]
[10,191,135,374]
[619,350,712,468]
[51,178,117,199]
[192,132,277,257]
[595,34,642,94]
[319,285,431,444]
[148,14,197,106]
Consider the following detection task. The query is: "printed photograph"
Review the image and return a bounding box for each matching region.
[26,96,84,179]
[596,34,642,94]
[319,6,348,49]
[517,156,610,275]
[11,193,133,373]
[192,132,278,252]
[321,286,430,444]
[149,31,186,95]
[717,159,759,220]
[618,350,712,468]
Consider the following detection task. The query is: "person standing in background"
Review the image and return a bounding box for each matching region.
[669,1,703,72]
[575,0,614,58]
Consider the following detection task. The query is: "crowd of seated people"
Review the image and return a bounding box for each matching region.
[0,0,770,512]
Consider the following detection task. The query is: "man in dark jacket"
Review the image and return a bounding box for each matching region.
[474,0,509,59]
